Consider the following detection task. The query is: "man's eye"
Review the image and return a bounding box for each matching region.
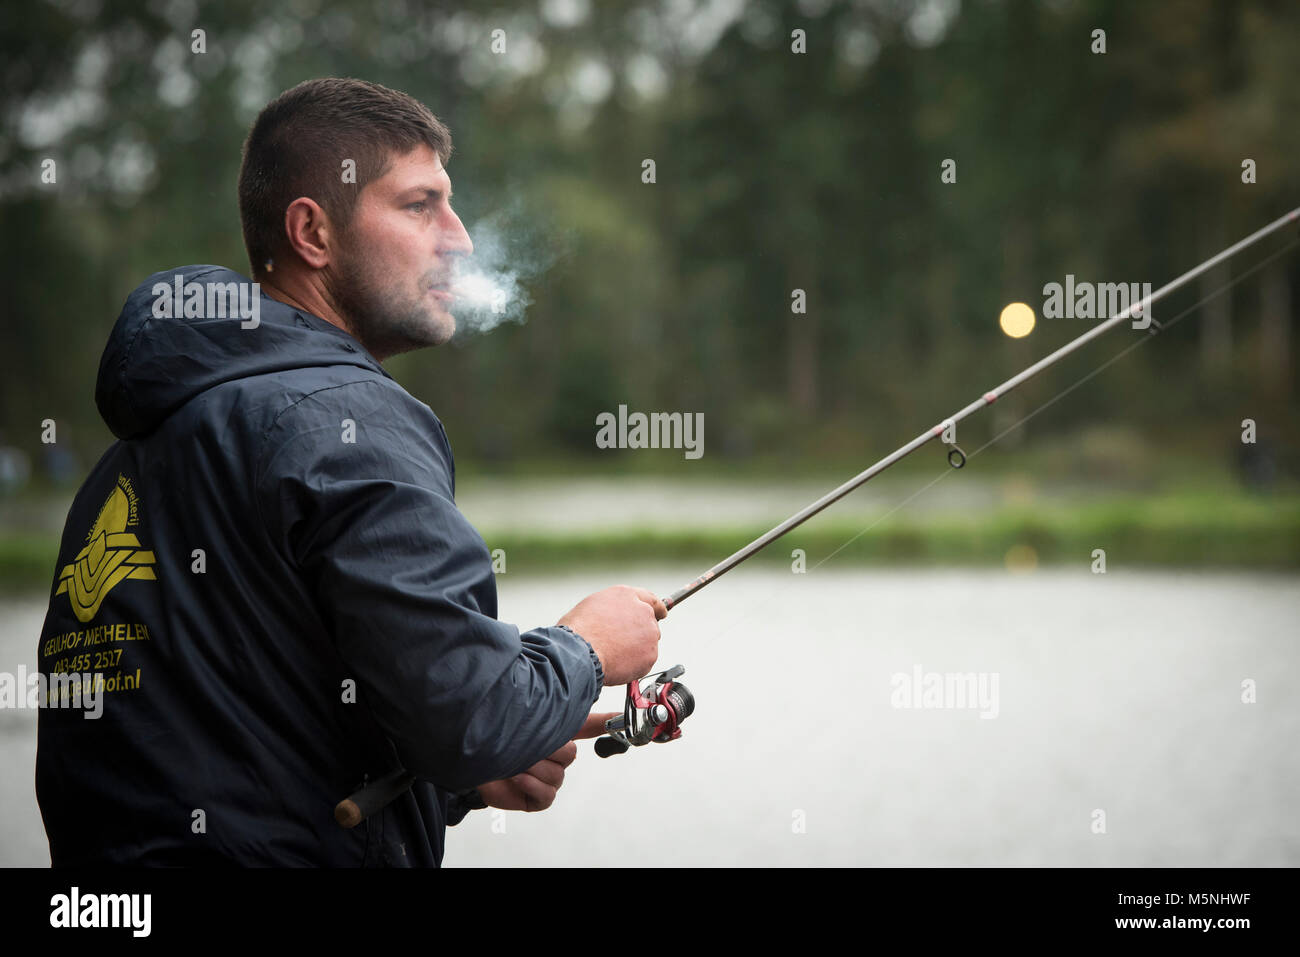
[408,202,427,213]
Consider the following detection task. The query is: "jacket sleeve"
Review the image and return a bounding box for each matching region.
[255,379,604,792]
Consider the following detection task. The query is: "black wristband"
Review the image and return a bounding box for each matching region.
[455,787,488,811]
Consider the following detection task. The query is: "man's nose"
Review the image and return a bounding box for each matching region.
[440,209,473,259]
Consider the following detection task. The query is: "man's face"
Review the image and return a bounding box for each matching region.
[328,144,472,359]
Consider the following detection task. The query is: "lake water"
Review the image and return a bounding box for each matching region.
[3,567,1297,867]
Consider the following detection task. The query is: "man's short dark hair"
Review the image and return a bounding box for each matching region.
[238,77,453,277]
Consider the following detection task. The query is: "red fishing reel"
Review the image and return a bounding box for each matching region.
[594,664,695,757]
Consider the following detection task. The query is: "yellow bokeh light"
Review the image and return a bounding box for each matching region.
[999,302,1036,338]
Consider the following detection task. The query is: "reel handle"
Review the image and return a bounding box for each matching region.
[594,736,631,758]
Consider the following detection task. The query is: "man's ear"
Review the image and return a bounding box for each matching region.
[283,197,334,270]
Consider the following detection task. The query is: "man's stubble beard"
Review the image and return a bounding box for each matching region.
[328,235,455,360]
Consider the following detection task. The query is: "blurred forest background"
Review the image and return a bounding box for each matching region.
[1,0,1298,580]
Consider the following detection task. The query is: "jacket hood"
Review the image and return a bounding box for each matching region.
[96,264,388,439]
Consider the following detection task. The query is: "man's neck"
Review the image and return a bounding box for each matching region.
[261,275,356,337]
[257,268,389,364]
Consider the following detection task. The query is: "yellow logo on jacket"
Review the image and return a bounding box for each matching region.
[56,474,157,622]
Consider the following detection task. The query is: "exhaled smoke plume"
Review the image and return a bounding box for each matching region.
[449,196,567,334]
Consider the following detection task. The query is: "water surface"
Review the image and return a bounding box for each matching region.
[3,567,1295,867]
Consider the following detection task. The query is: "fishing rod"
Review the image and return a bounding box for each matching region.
[663,205,1300,610]
[336,205,1299,826]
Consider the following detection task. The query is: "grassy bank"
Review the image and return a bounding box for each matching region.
[0,535,58,595]
[5,492,1296,593]
[481,495,1300,572]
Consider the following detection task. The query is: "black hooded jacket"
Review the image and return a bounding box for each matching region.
[35,264,603,866]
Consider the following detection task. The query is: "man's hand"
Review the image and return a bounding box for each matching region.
[474,711,618,812]
[559,585,668,685]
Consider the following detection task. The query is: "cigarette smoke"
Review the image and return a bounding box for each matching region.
[449,196,567,335]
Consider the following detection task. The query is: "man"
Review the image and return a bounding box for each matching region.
[35,77,666,866]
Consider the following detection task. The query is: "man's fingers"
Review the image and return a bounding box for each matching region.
[522,758,566,790]
[546,740,578,767]
[629,586,668,621]
[574,712,619,740]
[512,772,558,811]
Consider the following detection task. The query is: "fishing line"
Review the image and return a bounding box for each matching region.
[699,231,1300,645]
[664,209,1300,612]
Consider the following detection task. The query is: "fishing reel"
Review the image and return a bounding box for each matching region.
[594,664,695,757]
